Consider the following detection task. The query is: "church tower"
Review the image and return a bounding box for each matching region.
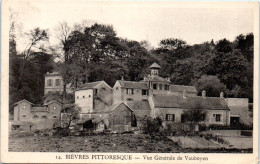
[149,62,161,77]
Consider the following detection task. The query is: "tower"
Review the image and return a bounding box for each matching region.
[149,62,161,76]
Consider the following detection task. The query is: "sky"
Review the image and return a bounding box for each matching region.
[8,1,255,52]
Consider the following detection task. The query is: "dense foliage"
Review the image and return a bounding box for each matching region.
[9,20,254,113]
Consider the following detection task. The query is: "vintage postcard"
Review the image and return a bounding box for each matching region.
[1,0,259,163]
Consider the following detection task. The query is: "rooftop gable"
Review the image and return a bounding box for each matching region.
[117,80,149,89]
[170,85,197,93]
[76,81,111,91]
[149,62,161,69]
[14,99,34,106]
[152,95,229,110]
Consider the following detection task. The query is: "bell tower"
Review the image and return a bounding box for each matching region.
[149,62,161,76]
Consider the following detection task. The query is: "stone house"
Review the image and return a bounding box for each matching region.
[44,71,73,95]
[148,91,230,127]
[75,81,113,115]
[225,98,253,126]
[11,99,62,131]
[113,80,150,104]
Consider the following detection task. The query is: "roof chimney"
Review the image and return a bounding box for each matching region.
[183,89,187,98]
[202,90,206,98]
[220,92,224,98]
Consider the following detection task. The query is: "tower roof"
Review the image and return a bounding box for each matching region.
[149,62,161,69]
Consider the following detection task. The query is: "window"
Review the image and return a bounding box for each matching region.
[33,115,38,118]
[116,87,119,90]
[53,106,56,110]
[77,96,79,99]
[127,98,133,101]
[53,115,57,119]
[166,114,175,121]
[159,84,163,90]
[164,85,169,90]
[126,88,134,95]
[22,114,26,118]
[142,89,148,95]
[47,79,52,86]
[181,114,185,123]
[215,114,221,122]
[55,79,60,86]
[142,99,148,101]
[83,96,85,98]
[42,115,47,119]
[153,83,157,90]
[94,89,98,95]
[89,95,91,97]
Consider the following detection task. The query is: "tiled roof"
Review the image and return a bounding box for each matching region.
[143,75,170,83]
[76,81,104,90]
[31,107,48,112]
[152,95,229,110]
[149,62,161,69]
[127,101,151,111]
[170,85,197,93]
[14,99,34,106]
[118,80,149,89]
[109,102,133,112]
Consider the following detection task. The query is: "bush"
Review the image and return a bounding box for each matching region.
[141,117,163,137]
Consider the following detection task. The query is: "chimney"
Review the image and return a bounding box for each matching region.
[183,89,187,98]
[121,76,124,81]
[220,92,224,98]
[202,90,206,98]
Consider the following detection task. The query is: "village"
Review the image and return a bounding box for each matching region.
[9,62,253,153]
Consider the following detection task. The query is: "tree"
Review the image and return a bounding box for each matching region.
[194,75,228,97]
[182,101,207,133]
[141,117,163,138]
[61,103,81,129]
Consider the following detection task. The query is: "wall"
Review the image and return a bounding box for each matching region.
[113,81,123,104]
[122,88,149,103]
[95,82,113,105]
[110,103,132,126]
[153,107,229,126]
[44,75,72,95]
[16,101,33,122]
[225,98,252,125]
[75,89,93,113]
[47,102,62,127]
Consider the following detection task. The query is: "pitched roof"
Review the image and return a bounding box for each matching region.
[109,102,133,112]
[43,100,63,106]
[14,99,34,106]
[31,107,48,112]
[152,95,229,110]
[149,62,161,69]
[76,81,105,90]
[170,85,197,93]
[127,101,151,111]
[117,80,149,89]
[143,75,170,83]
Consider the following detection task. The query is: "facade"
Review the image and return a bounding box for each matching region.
[12,99,62,131]
[113,80,150,104]
[149,92,230,127]
[44,71,73,95]
[225,98,253,125]
[75,81,113,115]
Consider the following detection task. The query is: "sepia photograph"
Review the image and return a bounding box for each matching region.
[1,0,259,163]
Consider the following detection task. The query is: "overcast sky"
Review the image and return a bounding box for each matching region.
[9,1,255,52]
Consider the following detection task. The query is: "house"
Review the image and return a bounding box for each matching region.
[148,91,230,127]
[75,102,134,133]
[11,99,62,131]
[75,81,113,115]
[44,71,73,95]
[113,80,150,104]
[225,98,253,126]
